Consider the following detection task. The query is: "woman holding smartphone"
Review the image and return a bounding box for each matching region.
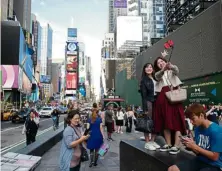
[87,109,105,167]
[60,110,90,171]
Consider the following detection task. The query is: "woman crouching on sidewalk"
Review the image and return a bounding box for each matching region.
[60,110,90,171]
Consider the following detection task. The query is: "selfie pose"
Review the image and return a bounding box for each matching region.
[60,110,90,171]
[87,109,105,167]
[153,57,186,154]
[168,103,222,171]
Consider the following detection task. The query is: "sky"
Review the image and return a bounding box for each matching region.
[31,0,109,99]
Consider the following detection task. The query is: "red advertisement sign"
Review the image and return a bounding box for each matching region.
[67,56,78,72]
[66,72,77,89]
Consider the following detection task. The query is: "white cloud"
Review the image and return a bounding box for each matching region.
[37,16,102,99]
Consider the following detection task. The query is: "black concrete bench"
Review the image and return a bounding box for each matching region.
[16,127,63,156]
[120,140,195,171]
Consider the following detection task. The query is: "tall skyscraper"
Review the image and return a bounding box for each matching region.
[109,0,128,33]
[147,0,165,43]
[127,0,165,45]
[13,0,32,32]
[40,24,53,75]
[1,0,14,21]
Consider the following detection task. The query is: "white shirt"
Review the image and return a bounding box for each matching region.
[117,111,124,120]
[151,78,157,95]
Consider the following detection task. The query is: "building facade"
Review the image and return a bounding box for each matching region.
[147,0,165,44]
[101,33,115,59]
[1,0,14,21]
[40,24,53,75]
[13,0,32,33]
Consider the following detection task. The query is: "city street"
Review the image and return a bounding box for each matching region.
[0,115,66,153]
[36,129,144,171]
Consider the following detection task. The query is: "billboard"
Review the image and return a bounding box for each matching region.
[67,42,78,55]
[67,28,77,41]
[40,75,51,83]
[182,72,222,105]
[0,65,19,89]
[66,72,77,89]
[22,72,32,94]
[114,0,127,8]
[66,56,78,72]
[117,16,143,50]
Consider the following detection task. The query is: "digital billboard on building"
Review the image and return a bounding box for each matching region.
[67,42,78,55]
[114,0,127,8]
[66,72,77,89]
[40,75,51,83]
[67,28,77,41]
[66,56,78,72]
[0,65,19,89]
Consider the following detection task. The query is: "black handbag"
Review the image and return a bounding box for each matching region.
[81,146,89,162]
[73,127,89,162]
[135,115,153,133]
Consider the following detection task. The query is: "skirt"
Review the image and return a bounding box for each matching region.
[153,86,186,134]
[116,120,124,126]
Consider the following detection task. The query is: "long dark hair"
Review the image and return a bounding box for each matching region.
[154,56,167,72]
[141,63,155,80]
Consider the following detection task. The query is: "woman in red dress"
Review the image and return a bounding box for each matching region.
[153,57,186,155]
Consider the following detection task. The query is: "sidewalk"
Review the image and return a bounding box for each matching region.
[36,129,144,171]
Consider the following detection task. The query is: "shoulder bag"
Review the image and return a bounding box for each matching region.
[135,114,153,133]
[73,127,89,162]
[164,71,187,103]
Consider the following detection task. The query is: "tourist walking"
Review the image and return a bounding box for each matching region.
[153,57,186,154]
[59,110,90,171]
[22,110,39,146]
[87,109,105,167]
[116,107,124,134]
[105,105,114,141]
[140,63,160,150]
[125,106,135,133]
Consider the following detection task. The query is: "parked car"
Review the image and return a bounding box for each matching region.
[39,107,54,117]
[11,108,31,123]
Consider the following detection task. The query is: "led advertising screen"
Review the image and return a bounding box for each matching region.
[66,72,77,89]
[0,65,19,88]
[114,0,127,8]
[68,28,77,37]
[40,75,51,83]
[67,42,78,55]
[66,56,78,72]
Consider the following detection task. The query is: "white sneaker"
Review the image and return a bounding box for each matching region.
[145,142,156,151]
[151,141,160,149]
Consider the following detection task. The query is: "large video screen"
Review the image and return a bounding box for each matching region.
[40,75,51,83]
